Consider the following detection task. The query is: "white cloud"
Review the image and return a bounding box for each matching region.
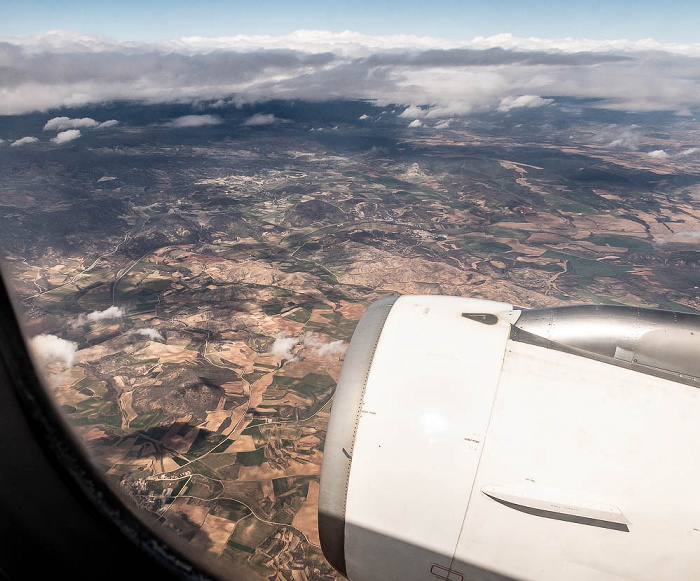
[2,31,700,116]
[358,114,368,120]
[132,328,164,341]
[271,332,299,361]
[434,119,452,129]
[317,341,346,359]
[656,231,700,246]
[43,116,118,132]
[270,332,347,362]
[43,116,99,131]
[648,149,669,159]
[399,105,428,119]
[301,334,347,360]
[10,136,39,147]
[408,119,423,128]
[163,114,222,128]
[29,334,78,369]
[50,129,81,144]
[679,147,698,156]
[498,95,553,112]
[87,305,124,321]
[74,305,125,327]
[243,113,276,126]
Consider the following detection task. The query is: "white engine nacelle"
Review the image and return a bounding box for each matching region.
[319,295,700,581]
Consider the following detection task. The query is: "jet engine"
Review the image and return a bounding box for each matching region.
[319,295,700,581]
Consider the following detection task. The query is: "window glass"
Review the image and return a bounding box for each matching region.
[1,9,699,581]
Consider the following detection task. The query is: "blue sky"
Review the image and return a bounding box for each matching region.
[3,0,699,42]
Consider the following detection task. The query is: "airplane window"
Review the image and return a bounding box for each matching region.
[1,5,699,581]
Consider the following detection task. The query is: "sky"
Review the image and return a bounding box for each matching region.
[3,0,700,43]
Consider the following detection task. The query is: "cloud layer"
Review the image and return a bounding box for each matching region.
[1,30,700,116]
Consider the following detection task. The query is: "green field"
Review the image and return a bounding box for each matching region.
[186,430,228,457]
[488,226,530,242]
[210,499,252,521]
[225,540,255,554]
[243,371,267,383]
[183,476,222,499]
[235,447,266,467]
[200,452,237,471]
[70,413,122,427]
[130,409,170,430]
[228,517,277,550]
[461,235,513,255]
[543,250,632,283]
[587,234,654,252]
[272,476,311,497]
[304,310,356,340]
[282,307,311,323]
[273,373,335,399]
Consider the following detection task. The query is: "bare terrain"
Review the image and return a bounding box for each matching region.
[1,99,699,580]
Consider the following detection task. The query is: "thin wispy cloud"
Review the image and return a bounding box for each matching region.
[163,114,223,128]
[656,231,700,246]
[590,126,642,150]
[242,113,276,126]
[302,334,347,360]
[1,30,700,116]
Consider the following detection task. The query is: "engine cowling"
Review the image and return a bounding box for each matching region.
[319,295,700,581]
